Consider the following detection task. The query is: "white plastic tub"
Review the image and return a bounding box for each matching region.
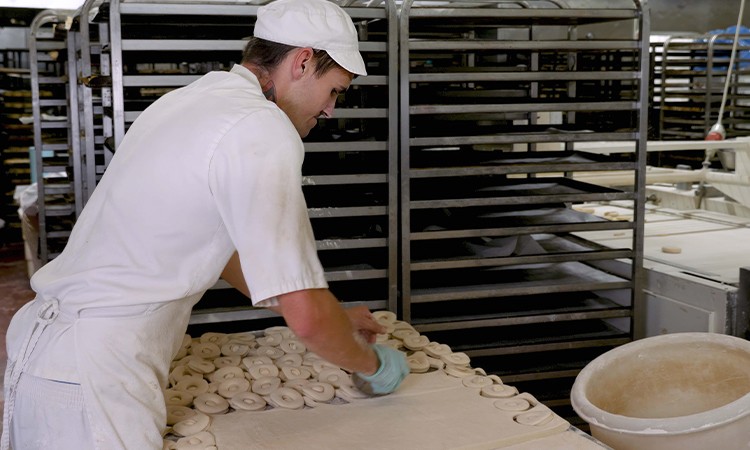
[571,332,750,450]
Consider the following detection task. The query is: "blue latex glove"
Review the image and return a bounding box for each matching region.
[356,344,409,394]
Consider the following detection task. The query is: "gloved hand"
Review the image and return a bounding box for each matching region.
[355,344,409,395]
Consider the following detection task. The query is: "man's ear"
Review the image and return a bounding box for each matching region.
[291,47,315,80]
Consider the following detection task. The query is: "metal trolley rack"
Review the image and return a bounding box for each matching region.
[656,33,750,140]
[29,9,79,263]
[70,0,399,326]
[70,0,113,208]
[399,0,648,422]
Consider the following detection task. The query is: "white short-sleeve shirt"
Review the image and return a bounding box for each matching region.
[31,64,328,311]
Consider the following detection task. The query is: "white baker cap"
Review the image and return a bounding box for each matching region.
[254,0,367,76]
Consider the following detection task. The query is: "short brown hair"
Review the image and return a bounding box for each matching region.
[241,37,342,77]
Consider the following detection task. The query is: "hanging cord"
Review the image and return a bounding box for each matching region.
[699,0,747,208]
[706,0,747,142]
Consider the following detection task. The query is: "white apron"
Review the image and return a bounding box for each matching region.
[2,295,198,449]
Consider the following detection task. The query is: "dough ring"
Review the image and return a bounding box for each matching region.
[200,332,229,347]
[422,342,452,358]
[269,387,305,410]
[302,352,323,365]
[317,368,349,388]
[229,391,267,411]
[209,366,244,383]
[164,389,194,407]
[336,383,369,400]
[242,355,273,369]
[221,342,250,357]
[265,326,295,339]
[163,439,178,450]
[276,353,303,367]
[213,356,241,369]
[255,345,285,360]
[481,384,518,399]
[514,409,553,426]
[661,246,682,254]
[304,397,324,408]
[175,431,216,449]
[228,332,256,345]
[207,382,220,394]
[280,365,311,381]
[256,332,283,347]
[187,359,215,375]
[441,352,471,367]
[279,339,306,354]
[443,364,476,378]
[248,364,279,380]
[174,378,210,396]
[494,398,532,412]
[217,377,251,399]
[190,342,221,360]
[392,320,415,331]
[166,405,197,426]
[284,378,311,392]
[426,356,445,370]
[174,346,188,361]
[193,392,230,415]
[311,361,340,376]
[373,310,397,325]
[172,411,211,437]
[407,351,430,373]
[462,375,493,389]
[169,366,199,386]
[181,334,193,349]
[392,329,420,340]
[252,376,282,396]
[301,382,335,402]
[403,335,430,351]
[488,374,504,384]
[172,355,203,370]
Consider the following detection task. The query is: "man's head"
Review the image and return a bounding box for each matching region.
[242,0,366,137]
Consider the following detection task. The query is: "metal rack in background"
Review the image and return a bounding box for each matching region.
[656,33,750,140]
[0,61,33,241]
[71,0,113,208]
[29,9,78,263]
[71,0,399,327]
[399,0,648,425]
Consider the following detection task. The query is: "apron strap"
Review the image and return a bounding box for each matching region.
[1,298,60,450]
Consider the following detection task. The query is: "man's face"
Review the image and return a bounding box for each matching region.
[283,65,354,138]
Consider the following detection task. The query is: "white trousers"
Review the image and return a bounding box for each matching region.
[8,373,95,450]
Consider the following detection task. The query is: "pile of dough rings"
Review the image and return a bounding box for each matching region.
[163,314,551,448]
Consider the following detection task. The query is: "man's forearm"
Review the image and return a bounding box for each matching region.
[277,288,378,375]
[221,252,378,374]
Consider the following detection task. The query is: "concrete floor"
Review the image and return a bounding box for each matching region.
[0,243,36,416]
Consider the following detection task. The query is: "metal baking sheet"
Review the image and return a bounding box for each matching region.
[410,205,632,241]
[410,260,631,302]
[422,317,630,356]
[411,290,630,328]
[409,177,633,209]
[409,150,635,177]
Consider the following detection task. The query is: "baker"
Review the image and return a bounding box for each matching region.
[2,0,408,448]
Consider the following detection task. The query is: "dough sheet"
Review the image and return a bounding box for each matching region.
[211,371,569,449]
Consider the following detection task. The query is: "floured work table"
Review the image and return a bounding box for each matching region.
[163,313,608,449]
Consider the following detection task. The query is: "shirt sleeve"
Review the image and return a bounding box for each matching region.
[208,108,328,306]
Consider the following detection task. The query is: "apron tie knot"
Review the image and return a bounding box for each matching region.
[37,298,59,324]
